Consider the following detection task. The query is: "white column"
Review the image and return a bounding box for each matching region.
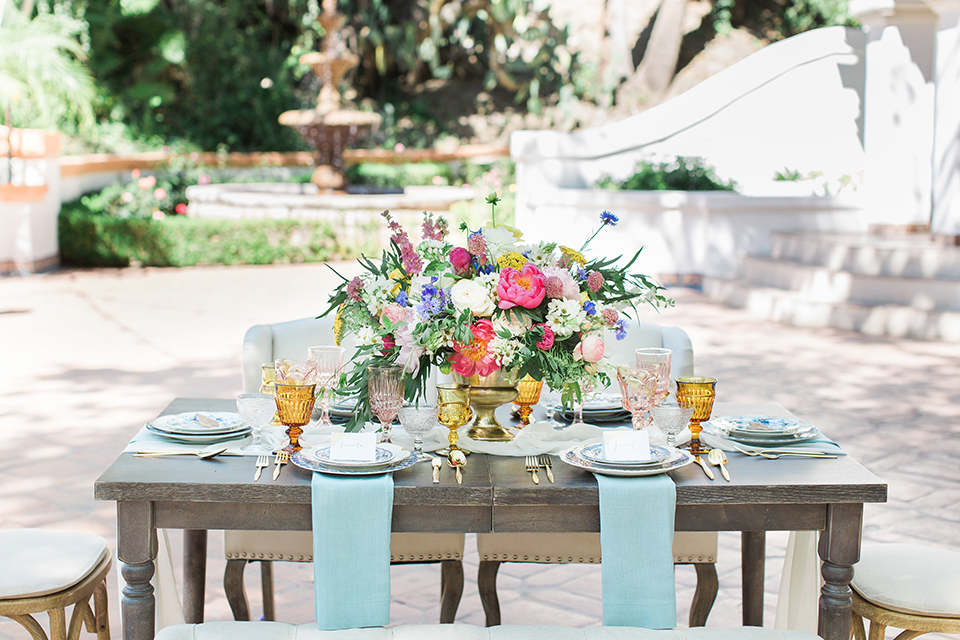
[929,0,960,235]
[852,0,937,229]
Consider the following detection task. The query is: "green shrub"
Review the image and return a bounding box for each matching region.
[596,157,738,192]
[345,162,454,188]
[59,202,379,268]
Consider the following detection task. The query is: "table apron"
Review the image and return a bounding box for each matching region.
[492,503,829,533]
[154,501,492,533]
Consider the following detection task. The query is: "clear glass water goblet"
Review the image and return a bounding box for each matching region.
[368,364,403,443]
[651,404,695,448]
[307,345,345,427]
[399,405,438,461]
[236,392,277,453]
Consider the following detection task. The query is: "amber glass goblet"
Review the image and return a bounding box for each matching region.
[513,374,544,428]
[274,382,317,453]
[675,376,717,455]
[437,383,472,452]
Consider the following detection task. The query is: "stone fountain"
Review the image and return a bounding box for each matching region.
[279,0,381,190]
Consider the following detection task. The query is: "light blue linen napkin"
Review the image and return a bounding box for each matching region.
[597,473,677,628]
[311,472,393,630]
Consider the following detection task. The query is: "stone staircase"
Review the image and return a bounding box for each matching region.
[702,232,960,341]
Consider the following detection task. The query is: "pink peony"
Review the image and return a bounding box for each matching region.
[380,303,407,326]
[534,323,555,350]
[541,266,580,300]
[497,264,546,310]
[449,247,471,274]
[449,319,500,378]
[381,333,396,355]
[573,334,605,363]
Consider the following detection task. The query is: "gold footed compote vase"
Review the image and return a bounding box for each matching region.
[675,376,717,455]
[453,369,520,442]
[436,383,472,453]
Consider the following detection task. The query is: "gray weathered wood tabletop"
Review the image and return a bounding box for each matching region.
[95,398,886,640]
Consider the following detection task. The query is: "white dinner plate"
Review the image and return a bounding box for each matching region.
[145,423,251,444]
[578,443,673,466]
[313,446,397,469]
[149,412,246,435]
[561,445,694,477]
[702,424,821,446]
[546,393,623,413]
[291,450,417,476]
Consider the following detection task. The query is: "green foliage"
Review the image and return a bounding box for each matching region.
[80,0,310,151]
[341,0,577,114]
[0,1,96,131]
[596,157,738,192]
[59,201,378,268]
[709,0,856,40]
[344,162,453,188]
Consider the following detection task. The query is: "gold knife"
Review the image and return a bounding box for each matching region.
[695,455,715,480]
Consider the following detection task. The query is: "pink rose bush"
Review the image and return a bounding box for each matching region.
[322,203,669,432]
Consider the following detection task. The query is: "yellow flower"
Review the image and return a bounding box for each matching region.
[333,304,345,346]
[484,223,524,241]
[496,251,527,271]
[388,268,405,294]
[560,245,587,266]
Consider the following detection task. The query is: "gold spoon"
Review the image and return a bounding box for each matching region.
[134,444,229,459]
[431,456,443,484]
[448,450,466,485]
[707,448,731,482]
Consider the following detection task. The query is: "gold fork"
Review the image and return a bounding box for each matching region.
[538,454,555,483]
[525,456,540,485]
[273,451,290,480]
[254,454,269,481]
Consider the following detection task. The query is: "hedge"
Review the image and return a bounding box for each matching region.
[59,203,379,268]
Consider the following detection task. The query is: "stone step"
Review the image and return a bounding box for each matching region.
[769,232,960,279]
[737,256,960,310]
[702,277,960,341]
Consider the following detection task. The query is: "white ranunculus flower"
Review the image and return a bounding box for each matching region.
[451,279,495,316]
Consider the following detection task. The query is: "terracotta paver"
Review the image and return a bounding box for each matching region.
[1,264,958,640]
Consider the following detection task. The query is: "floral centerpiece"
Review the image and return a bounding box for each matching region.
[322,195,672,432]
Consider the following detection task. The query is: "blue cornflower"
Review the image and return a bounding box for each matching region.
[395,290,409,306]
[415,276,448,318]
[600,211,619,226]
[614,318,629,341]
[583,301,596,316]
[575,267,588,281]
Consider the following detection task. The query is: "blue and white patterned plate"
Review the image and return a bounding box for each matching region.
[708,415,802,433]
[313,446,396,468]
[579,443,672,466]
[561,445,693,477]
[145,423,251,444]
[292,450,417,476]
[702,424,821,446]
[149,412,247,435]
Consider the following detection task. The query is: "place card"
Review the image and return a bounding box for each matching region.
[330,432,377,461]
[603,430,652,462]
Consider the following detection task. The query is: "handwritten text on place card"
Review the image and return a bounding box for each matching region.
[330,432,377,461]
[603,431,651,462]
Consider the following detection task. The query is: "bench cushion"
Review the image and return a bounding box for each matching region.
[0,529,109,599]
[156,622,821,640]
[851,543,960,618]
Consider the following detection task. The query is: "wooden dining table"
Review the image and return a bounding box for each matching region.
[95,398,886,640]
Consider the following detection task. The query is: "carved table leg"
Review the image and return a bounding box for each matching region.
[818,503,863,640]
[117,501,157,640]
[742,530,766,626]
[183,530,208,623]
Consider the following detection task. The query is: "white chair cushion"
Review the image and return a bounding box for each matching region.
[476,531,716,564]
[224,530,464,562]
[851,542,960,618]
[0,529,109,599]
[155,622,821,640]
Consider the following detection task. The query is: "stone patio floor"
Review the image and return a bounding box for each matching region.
[1,262,958,639]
